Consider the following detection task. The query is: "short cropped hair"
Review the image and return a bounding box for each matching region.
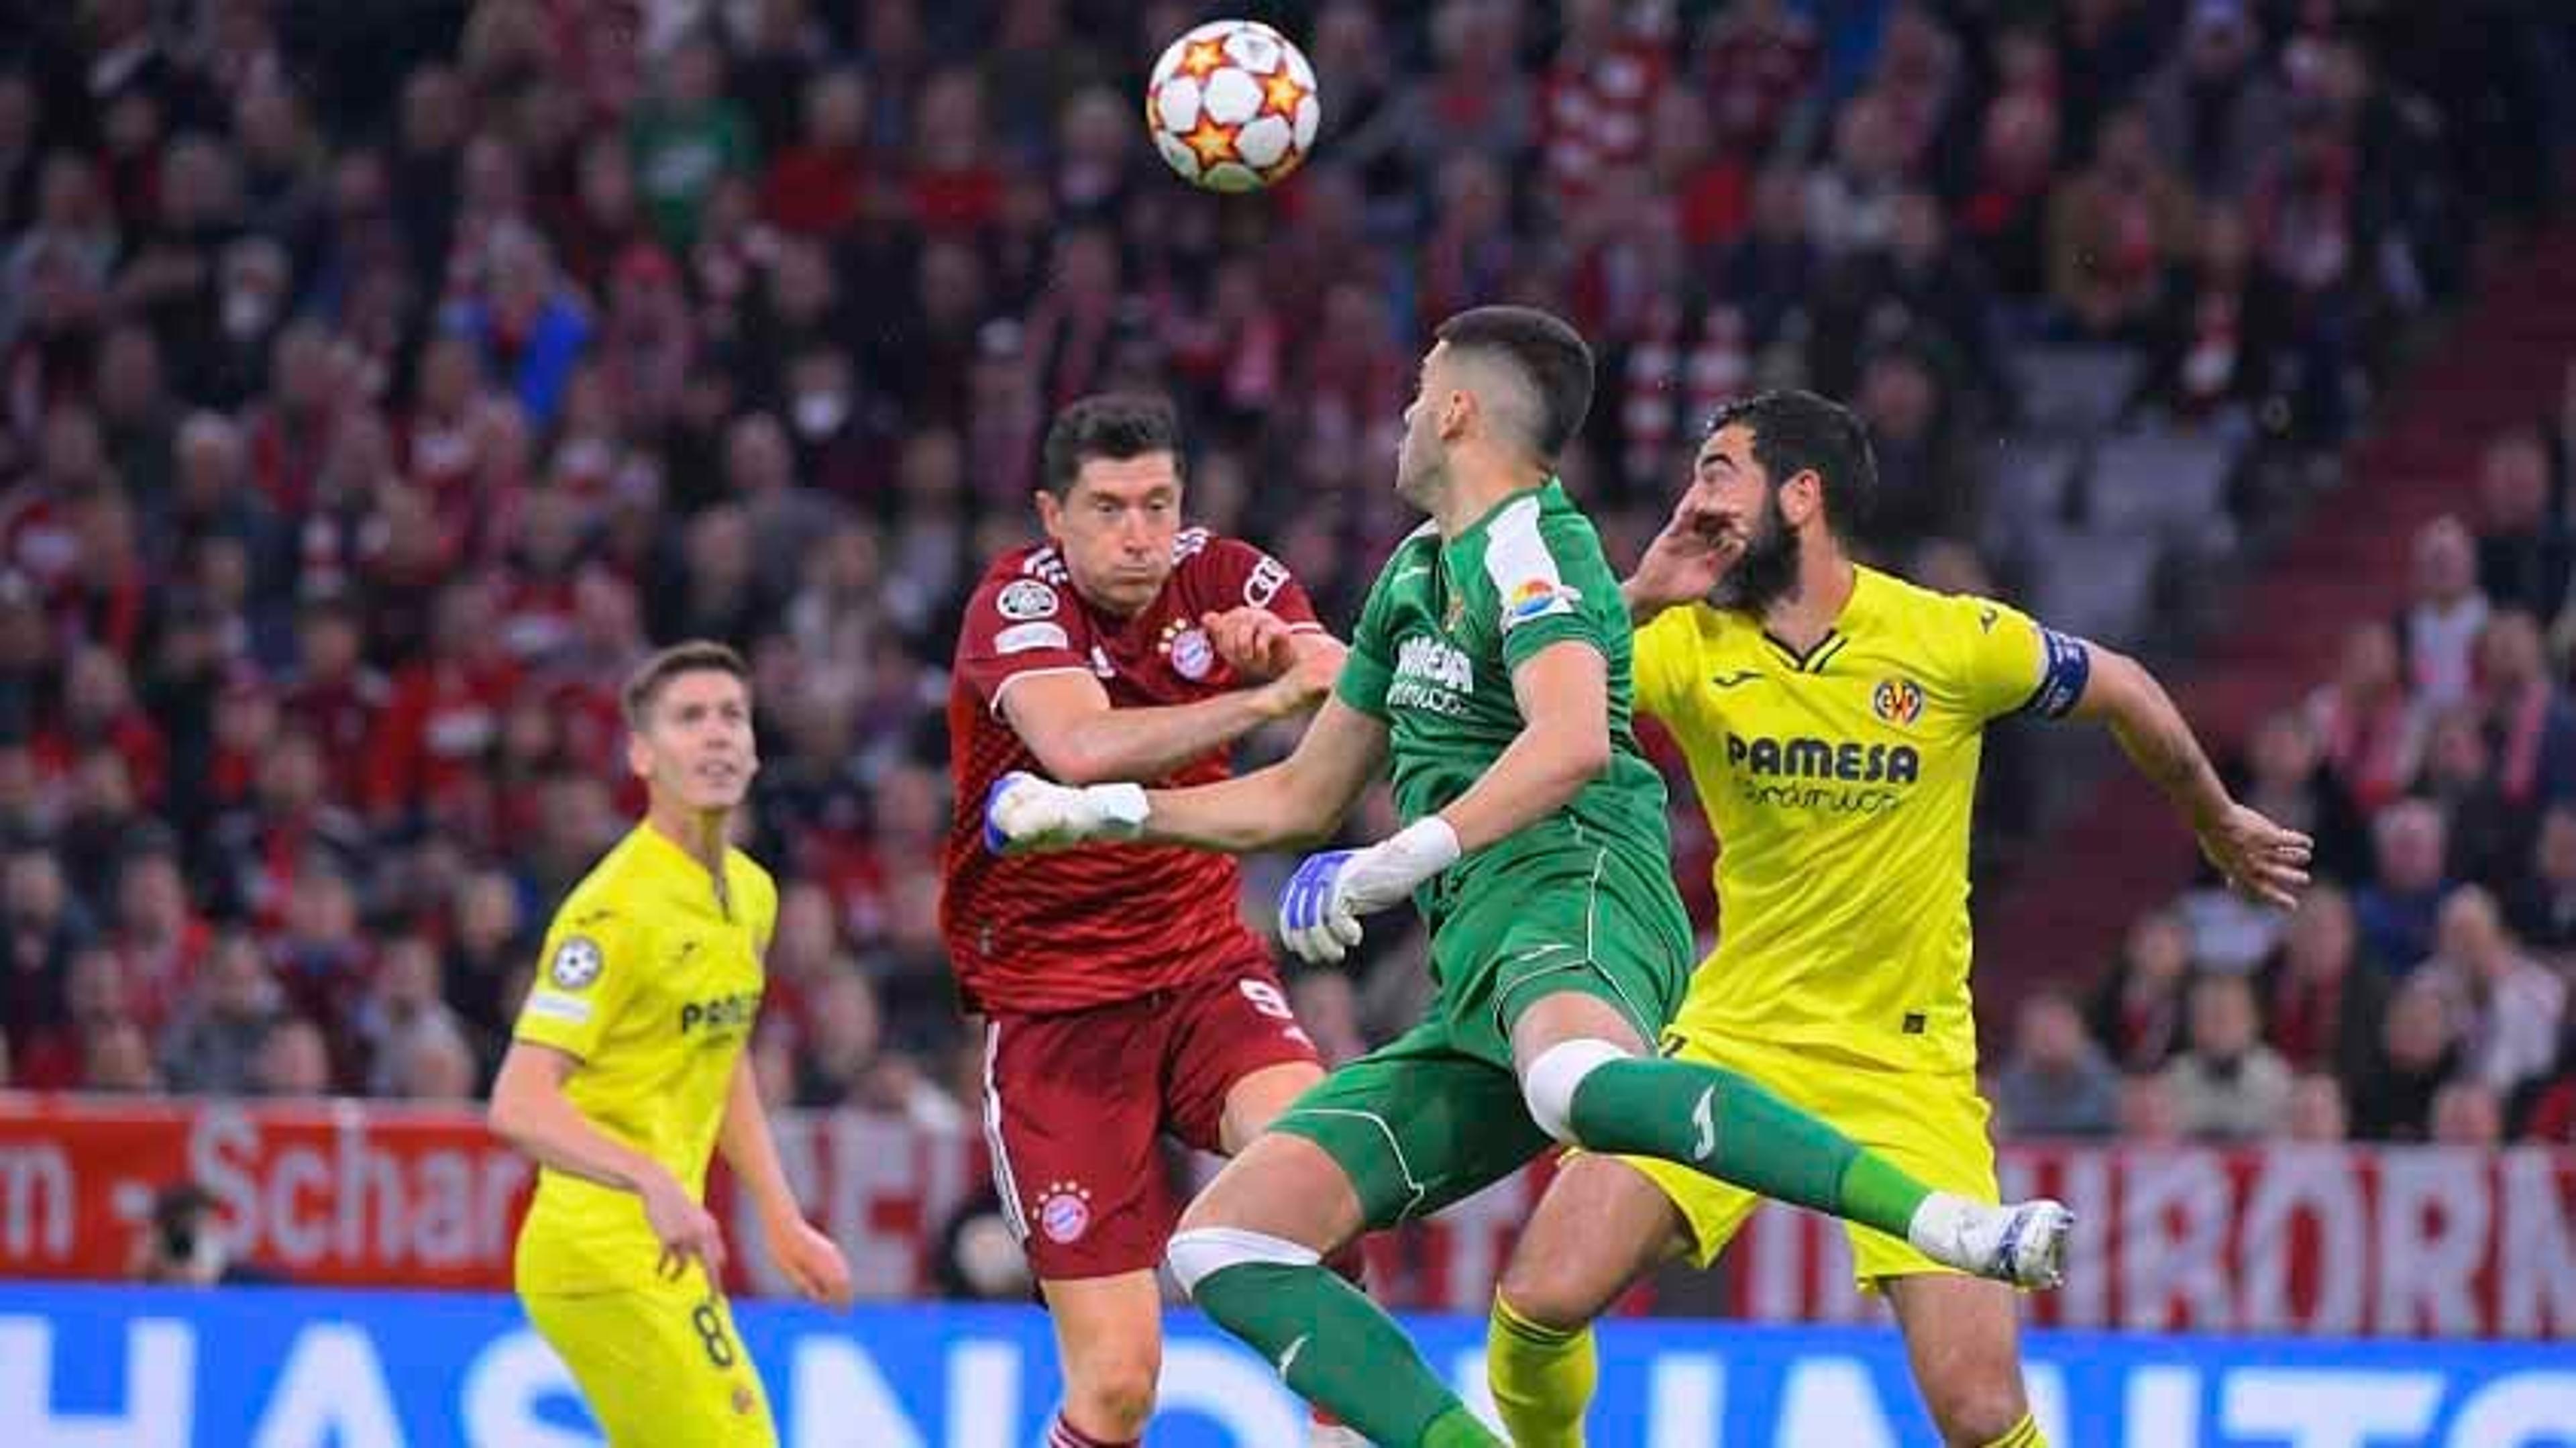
[1040,393,1183,497]
[621,640,751,729]
[1432,305,1595,459]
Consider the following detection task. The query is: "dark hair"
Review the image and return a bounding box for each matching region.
[1432,305,1595,459]
[1703,389,1878,538]
[1040,393,1183,497]
[621,640,751,729]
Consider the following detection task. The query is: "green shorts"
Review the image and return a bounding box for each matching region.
[1272,852,1690,1228]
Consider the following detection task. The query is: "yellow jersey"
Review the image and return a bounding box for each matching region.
[1633,566,2086,1074]
[509,822,777,1293]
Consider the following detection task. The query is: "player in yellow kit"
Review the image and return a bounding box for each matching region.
[488,641,852,1446]
[1483,393,2313,1447]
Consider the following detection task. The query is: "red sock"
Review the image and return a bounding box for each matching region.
[1049,1413,1138,1448]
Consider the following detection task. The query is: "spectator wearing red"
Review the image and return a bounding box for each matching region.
[763,67,872,239]
[2141,207,2290,423]
[42,645,164,807]
[1539,0,1668,209]
[366,580,523,830]
[2088,908,2196,1072]
[2257,884,2388,1085]
[2305,620,2422,813]
[206,728,366,929]
[15,945,132,1091]
[279,596,388,805]
[1693,0,1820,158]
[2047,106,2197,342]
[904,67,1002,238]
[241,321,343,517]
[105,839,207,1040]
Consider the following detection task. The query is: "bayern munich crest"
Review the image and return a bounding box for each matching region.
[1035,1180,1093,1244]
[1165,621,1216,680]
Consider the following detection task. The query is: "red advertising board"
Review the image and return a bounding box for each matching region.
[4,1095,2570,1338]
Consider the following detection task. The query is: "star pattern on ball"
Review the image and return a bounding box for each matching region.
[1181,113,1238,168]
[1259,68,1307,119]
[1178,38,1228,81]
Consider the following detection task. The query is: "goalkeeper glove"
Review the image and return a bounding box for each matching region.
[982,770,1150,853]
[1277,818,1460,965]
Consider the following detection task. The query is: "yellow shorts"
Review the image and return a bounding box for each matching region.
[1623,1028,1998,1290]
[522,1278,774,1446]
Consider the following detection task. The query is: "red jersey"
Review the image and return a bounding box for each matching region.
[943,528,1320,1015]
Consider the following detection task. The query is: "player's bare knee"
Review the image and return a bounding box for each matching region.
[1065,1359,1161,1439]
[1923,1370,2029,1447]
[1493,1258,1597,1335]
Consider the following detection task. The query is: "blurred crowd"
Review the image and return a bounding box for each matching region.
[0,0,2567,1157]
[2008,455,2576,1147]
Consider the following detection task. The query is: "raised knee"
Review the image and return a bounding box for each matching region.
[1065,1359,1159,1440]
[1928,1381,2031,1447]
[1493,1262,1595,1337]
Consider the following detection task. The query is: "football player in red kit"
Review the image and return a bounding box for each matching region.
[941,393,1356,1448]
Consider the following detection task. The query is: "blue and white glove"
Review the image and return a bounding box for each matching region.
[1277,818,1462,965]
[982,770,1151,853]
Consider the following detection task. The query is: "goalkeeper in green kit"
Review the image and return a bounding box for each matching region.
[985,307,2072,1447]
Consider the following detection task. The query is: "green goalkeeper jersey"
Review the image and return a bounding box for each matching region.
[1335,479,1679,924]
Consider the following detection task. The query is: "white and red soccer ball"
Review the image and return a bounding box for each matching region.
[1145,19,1322,193]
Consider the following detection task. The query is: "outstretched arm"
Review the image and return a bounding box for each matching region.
[2070,641,2313,908]
[1136,695,1391,852]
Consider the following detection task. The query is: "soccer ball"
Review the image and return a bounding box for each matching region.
[1145,19,1321,193]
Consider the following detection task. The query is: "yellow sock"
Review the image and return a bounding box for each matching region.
[1980,1412,2046,1447]
[1485,1294,1596,1448]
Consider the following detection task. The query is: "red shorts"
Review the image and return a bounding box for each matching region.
[979,960,1322,1279]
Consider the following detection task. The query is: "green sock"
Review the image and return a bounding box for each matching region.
[1566,1057,1931,1238]
[1190,1261,1502,1448]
